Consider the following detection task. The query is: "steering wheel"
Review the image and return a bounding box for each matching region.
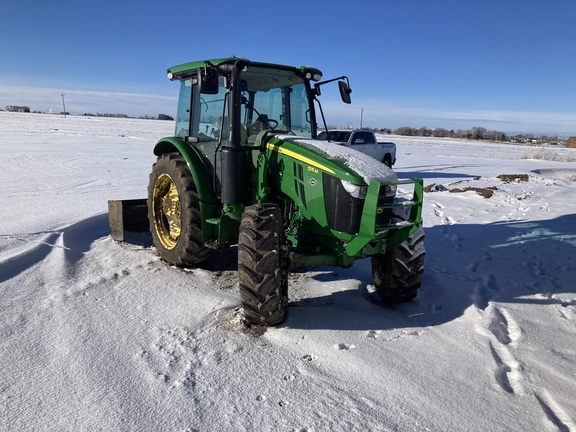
[266,119,279,129]
[254,113,278,130]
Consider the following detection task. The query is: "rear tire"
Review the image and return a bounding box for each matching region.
[383,154,392,168]
[148,153,209,267]
[372,207,425,303]
[238,203,288,326]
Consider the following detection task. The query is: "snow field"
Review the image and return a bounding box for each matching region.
[1,112,575,431]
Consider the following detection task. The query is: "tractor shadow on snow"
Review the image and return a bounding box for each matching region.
[283,213,576,331]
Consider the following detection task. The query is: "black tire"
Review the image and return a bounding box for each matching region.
[372,207,425,303]
[238,203,288,326]
[383,154,392,168]
[148,153,209,267]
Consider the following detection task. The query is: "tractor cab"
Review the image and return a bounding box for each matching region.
[171,60,316,195]
[166,57,351,199]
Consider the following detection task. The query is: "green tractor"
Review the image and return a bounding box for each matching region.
[147,56,425,326]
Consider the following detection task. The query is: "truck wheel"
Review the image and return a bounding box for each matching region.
[238,203,288,326]
[148,153,209,267]
[372,207,425,303]
[383,154,392,168]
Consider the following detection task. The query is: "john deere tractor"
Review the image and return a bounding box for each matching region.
[147,56,425,325]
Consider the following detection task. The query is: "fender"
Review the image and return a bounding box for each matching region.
[153,137,219,241]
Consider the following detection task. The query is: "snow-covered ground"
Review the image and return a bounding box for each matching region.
[1,112,575,431]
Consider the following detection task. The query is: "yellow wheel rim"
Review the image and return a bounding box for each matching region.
[152,173,181,250]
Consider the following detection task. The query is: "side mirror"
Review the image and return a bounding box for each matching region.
[338,80,352,104]
[198,67,219,94]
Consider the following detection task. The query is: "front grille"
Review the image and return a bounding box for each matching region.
[322,173,364,234]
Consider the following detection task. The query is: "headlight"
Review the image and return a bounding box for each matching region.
[341,180,368,199]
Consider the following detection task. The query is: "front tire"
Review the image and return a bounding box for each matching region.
[372,207,425,303]
[238,203,288,326]
[148,153,209,267]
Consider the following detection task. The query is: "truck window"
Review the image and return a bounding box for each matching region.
[363,132,375,144]
[352,132,364,144]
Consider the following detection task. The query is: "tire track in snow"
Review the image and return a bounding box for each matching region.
[488,341,522,395]
[478,305,525,395]
[488,305,522,347]
[489,306,523,395]
[534,390,576,432]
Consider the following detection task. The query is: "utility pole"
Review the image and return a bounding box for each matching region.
[61,94,67,118]
[360,108,363,128]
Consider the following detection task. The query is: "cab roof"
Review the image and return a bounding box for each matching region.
[167,56,322,81]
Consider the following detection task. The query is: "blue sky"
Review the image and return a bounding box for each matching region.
[1,0,575,136]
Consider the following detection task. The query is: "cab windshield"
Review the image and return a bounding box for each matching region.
[240,67,313,141]
[175,67,313,143]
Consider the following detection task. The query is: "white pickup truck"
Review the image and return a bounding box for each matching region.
[317,129,397,167]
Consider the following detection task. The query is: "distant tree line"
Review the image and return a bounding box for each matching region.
[390,126,509,141]
[5,105,30,112]
[361,125,563,144]
[82,113,129,118]
[81,113,174,120]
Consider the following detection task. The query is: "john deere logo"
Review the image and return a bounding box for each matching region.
[309,178,318,186]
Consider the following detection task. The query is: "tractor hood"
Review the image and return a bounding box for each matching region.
[272,135,398,185]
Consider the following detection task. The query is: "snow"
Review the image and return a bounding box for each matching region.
[1,112,576,431]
